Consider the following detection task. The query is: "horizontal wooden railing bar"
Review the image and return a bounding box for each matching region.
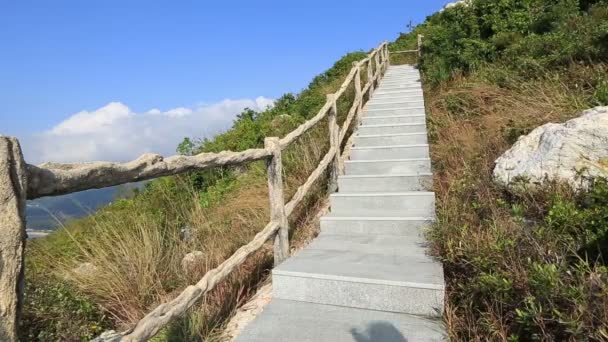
[388,34,424,59]
[26,149,272,199]
[0,41,392,342]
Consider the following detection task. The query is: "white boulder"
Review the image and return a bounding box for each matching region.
[73,262,98,277]
[493,106,608,189]
[181,251,205,273]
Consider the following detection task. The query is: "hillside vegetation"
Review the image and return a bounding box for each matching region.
[22,50,368,340]
[390,0,608,340]
[21,0,608,341]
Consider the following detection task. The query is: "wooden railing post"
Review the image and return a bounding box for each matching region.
[384,43,391,68]
[367,58,375,93]
[352,62,363,124]
[0,136,27,342]
[417,34,424,57]
[380,43,386,72]
[327,94,340,193]
[264,137,289,266]
[374,50,381,78]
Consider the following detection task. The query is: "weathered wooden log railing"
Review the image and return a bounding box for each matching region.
[0,41,391,342]
[390,34,424,58]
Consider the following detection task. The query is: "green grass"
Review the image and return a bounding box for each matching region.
[21,50,370,341]
[390,1,608,339]
[22,0,608,340]
[423,66,608,340]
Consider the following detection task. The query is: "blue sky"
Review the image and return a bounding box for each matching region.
[0,0,447,163]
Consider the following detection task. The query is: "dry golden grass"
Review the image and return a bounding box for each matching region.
[425,63,608,340]
[24,65,362,341]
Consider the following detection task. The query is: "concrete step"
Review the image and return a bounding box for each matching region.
[338,173,433,192]
[383,74,419,78]
[381,75,420,79]
[367,100,425,110]
[380,80,421,85]
[376,85,421,92]
[380,80,421,86]
[368,96,424,105]
[373,89,424,97]
[358,123,426,136]
[355,133,428,147]
[320,215,434,236]
[329,192,435,217]
[380,80,420,84]
[372,93,424,100]
[235,299,445,342]
[361,114,426,125]
[364,107,426,116]
[345,158,431,175]
[272,238,445,315]
[308,233,429,256]
[382,74,419,78]
[350,145,429,160]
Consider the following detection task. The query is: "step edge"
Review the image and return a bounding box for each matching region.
[345,158,431,163]
[367,100,425,105]
[273,270,445,291]
[330,192,435,197]
[320,216,435,221]
[351,144,429,150]
[356,132,428,138]
[359,123,426,128]
[339,173,433,178]
[373,91,423,95]
[362,114,426,119]
[365,107,426,111]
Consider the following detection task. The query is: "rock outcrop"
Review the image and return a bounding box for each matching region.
[73,262,98,277]
[181,251,205,273]
[493,106,608,189]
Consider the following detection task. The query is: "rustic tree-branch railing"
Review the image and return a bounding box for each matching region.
[0,42,392,341]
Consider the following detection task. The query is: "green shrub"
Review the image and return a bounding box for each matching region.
[393,0,608,84]
[21,273,109,341]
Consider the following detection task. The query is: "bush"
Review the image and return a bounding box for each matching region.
[24,50,368,340]
[392,0,608,85]
[424,58,608,339]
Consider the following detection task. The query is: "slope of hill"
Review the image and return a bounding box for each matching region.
[20,1,608,341]
[391,0,608,340]
[22,50,368,340]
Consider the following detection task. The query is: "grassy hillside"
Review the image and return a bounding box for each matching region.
[390,0,608,340]
[21,50,368,341]
[21,1,608,341]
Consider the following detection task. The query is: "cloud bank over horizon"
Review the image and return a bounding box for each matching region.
[23,97,274,164]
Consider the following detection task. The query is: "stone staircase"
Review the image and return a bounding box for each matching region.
[237,65,445,341]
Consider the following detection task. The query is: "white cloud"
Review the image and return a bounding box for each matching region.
[23,97,274,164]
[50,102,133,135]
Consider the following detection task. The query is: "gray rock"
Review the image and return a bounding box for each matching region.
[73,262,98,277]
[181,251,205,273]
[494,106,608,189]
[179,226,192,241]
